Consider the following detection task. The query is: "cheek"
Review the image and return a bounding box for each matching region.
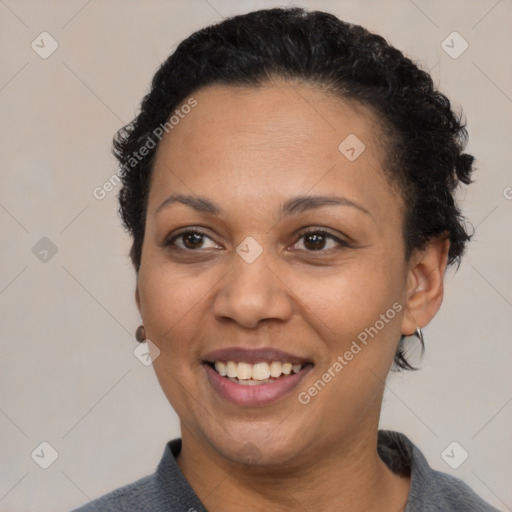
[140,267,209,418]
[296,250,404,334]
[303,253,407,396]
[139,260,216,340]
[136,265,209,404]
[291,261,405,427]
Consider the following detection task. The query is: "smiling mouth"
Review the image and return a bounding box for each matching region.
[205,360,313,385]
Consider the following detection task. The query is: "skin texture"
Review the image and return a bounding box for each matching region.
[135,81,450,511]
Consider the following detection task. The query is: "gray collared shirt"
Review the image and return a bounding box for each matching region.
[71,430,500,511]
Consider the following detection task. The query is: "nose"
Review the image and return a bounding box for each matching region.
[213,249,294,329]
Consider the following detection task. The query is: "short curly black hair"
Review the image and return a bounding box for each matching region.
[113,7,475,370]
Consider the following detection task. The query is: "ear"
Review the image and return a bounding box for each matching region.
[135,281,142,317]
[401,237,450,336]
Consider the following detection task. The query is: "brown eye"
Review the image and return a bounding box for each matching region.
[166,230,219,251]
[303,232,328,250]
[182,232,205,249]
[291,229,347,252]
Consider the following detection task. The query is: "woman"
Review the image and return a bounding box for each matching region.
[73,7,498,511]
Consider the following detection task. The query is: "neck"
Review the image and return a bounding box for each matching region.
[176,421,410,511]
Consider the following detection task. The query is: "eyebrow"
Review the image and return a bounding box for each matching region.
[155,193,372,218]
[156,194,221,216]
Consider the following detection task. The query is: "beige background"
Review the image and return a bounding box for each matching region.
[1,0,511,510]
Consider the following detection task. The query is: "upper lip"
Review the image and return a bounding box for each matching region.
[202,347,311,365]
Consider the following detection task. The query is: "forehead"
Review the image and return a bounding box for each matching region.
[148,82,399,221]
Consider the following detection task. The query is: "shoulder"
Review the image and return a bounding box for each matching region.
[70,439,206,512]
[409,469,499,512]
[70,473,158,512]
[378,430,500,512]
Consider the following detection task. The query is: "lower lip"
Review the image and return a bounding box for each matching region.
[203,364,312,406]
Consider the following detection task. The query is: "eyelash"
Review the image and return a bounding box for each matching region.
[164,227,350,253]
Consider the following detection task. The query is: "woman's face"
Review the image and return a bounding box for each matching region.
[136,82,416,466]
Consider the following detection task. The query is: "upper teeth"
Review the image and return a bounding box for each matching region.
[214,361,303,380]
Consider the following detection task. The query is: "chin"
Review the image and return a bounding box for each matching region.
[205,421,308,467]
